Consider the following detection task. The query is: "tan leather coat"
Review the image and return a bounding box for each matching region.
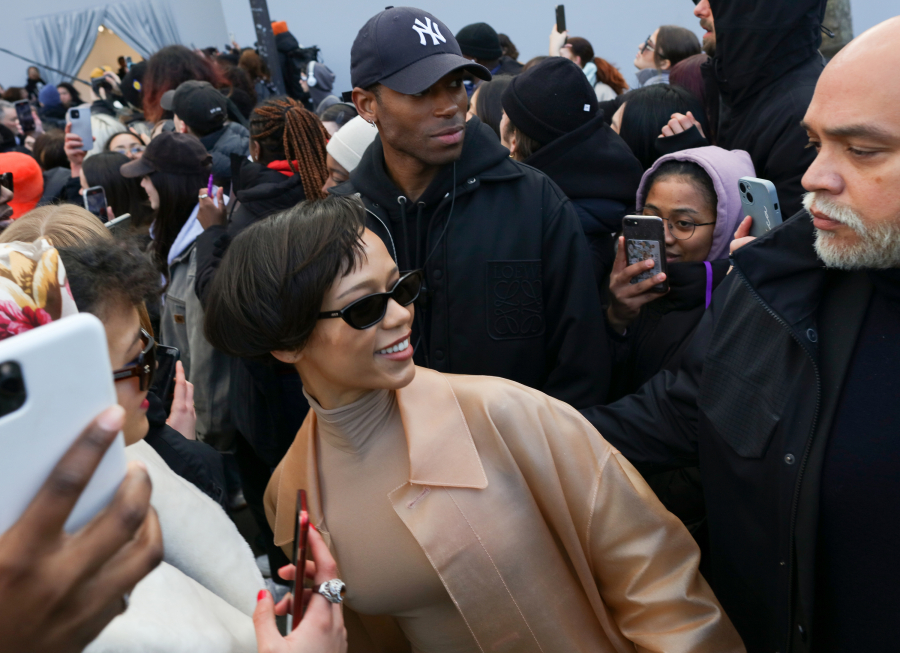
[265,368,744,652]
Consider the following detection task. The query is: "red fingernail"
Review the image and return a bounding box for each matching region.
[257,590,267,602]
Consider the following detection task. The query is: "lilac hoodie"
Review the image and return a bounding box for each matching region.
[635,146,756,262]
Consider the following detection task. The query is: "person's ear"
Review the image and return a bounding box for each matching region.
[352,87,378,125]
[658,58,672,71]
[575,56,583,68]
[508,130,518,159]
[271,349,303,365]
[249,139,260,162]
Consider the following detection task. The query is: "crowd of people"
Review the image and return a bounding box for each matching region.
[0,1,898,651]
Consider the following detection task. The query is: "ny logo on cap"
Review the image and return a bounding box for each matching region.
[412,17,446,46]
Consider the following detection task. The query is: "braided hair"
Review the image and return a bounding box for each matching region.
[250,98,329,200]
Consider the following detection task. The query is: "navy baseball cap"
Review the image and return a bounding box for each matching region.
[351,7,492,95]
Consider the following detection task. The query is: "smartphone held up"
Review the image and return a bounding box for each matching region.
[739,177,783,238]
[555,5,566,33]
[83,186,109,221]
[622,215,669,293]
[14,100,36,134]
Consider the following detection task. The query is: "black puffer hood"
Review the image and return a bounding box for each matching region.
[524,113,643,205]
[275,31,301,53]
[345,116,514,210]
[709,0,826,107]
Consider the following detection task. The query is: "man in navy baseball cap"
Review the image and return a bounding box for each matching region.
[334,7,610,418]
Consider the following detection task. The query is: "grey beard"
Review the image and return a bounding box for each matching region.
[805,192,900,269]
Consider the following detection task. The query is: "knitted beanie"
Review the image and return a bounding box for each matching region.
[326,115,379,174]
[0,152,44,219]
[501,57,598,146]
[456,23,503,60]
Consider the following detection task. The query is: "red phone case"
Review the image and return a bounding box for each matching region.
[289,489,310,631]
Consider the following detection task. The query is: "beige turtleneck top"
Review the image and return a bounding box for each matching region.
[308,388,477,653]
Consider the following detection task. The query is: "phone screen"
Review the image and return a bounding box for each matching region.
[555,5,566,33]
[627,240,663,284]
[287,489,310,632]
[84,187,108,220]
[14,101,35,133]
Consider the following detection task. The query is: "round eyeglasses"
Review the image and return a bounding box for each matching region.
[659,217,717,240]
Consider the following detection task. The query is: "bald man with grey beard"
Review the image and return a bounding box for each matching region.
[582,16,900,653]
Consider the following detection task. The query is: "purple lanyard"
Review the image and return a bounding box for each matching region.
[703,261,713,309]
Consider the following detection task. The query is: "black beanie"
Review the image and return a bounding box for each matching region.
[456,23,503,60]
[501,57,598,146]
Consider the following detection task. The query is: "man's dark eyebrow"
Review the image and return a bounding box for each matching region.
[800,120,894,142]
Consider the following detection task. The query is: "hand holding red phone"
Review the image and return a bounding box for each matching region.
[253,527,347,653]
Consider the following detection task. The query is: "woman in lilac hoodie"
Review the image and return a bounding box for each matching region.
[603,145,754,562]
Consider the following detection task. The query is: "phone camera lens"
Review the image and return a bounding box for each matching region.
[739,182,747,194]
[71,110,79,118]
[746,192,754,204]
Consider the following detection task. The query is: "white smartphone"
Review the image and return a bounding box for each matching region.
[66,106,93,152]
[739,177,783,238]
[0,314,126,535]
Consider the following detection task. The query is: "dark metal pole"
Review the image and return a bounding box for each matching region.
[248,0,286,96]
[0,47,90,84]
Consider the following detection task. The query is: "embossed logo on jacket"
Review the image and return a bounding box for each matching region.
[487,261,544,340]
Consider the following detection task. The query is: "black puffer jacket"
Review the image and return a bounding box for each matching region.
[703,0,827,217]
[332,116,609,408]
[523,113,643,292]
[582,212,874,653]
[194,159,310,465]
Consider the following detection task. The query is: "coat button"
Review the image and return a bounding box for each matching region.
[435,349,445,360]
[467,178,476,184]
[433,269,443,280]
[784,454,796,465]
[779,560,786,566]
[806,328,818,343]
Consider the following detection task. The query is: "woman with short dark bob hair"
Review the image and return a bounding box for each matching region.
[204,195,743,653]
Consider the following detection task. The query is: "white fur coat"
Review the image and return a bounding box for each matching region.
[84,441,264,652]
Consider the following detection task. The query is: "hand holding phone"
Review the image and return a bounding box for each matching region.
[607,235,670,333]
[255,527,346,652]
[0,405,162,652]
[555,5,567,34]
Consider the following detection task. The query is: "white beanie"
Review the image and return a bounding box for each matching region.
[325,115,378,174]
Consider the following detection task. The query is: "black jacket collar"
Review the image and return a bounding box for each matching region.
[731,210,826,327]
